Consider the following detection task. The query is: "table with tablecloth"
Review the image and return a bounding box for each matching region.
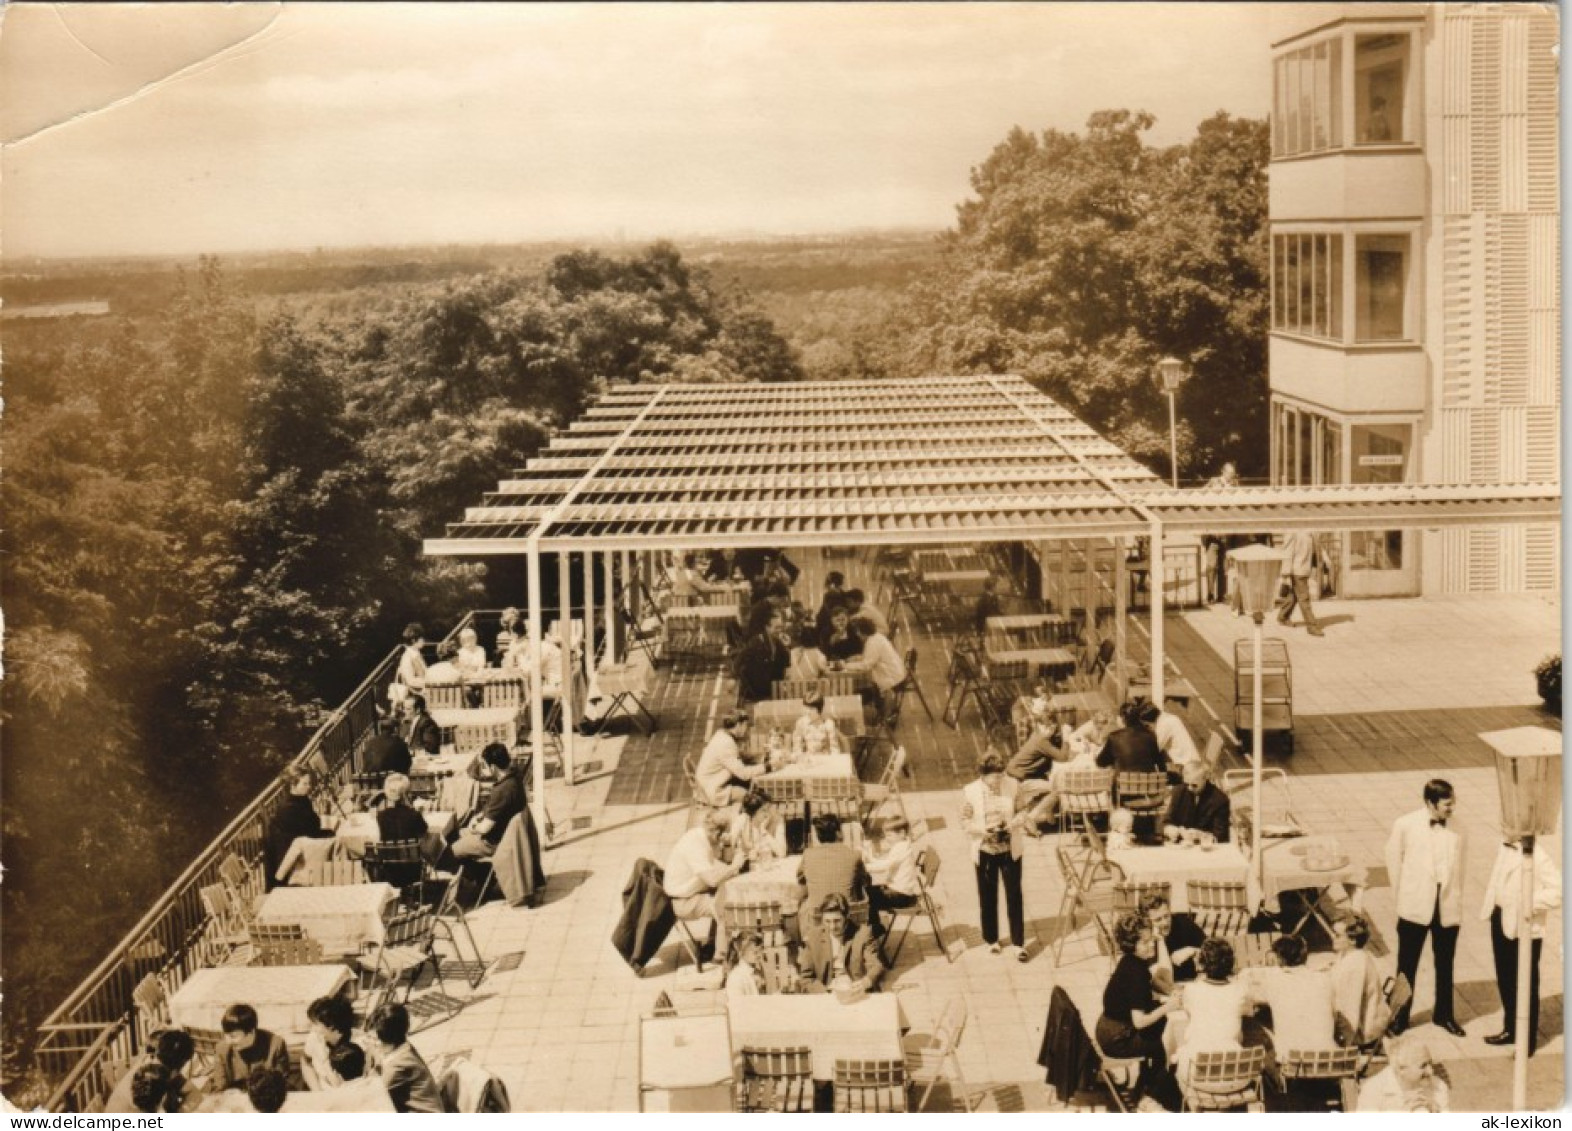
[428,704,523,730]
[333,808,455,858]
[412,750,482,817]
[727,993,905,1082]
[254,882,396,955]
[984,644,1077,682]
[751,696,865,740]
[591,655,657,733]
[1106,844,1249,912]
[639,1012,736,1112]
[717,854,806,920]
[1259,834,1367,931]
[169,964,354,1038]
[1048,690,1115,724]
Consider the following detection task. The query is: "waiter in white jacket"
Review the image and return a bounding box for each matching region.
[1384,779,1467,1036]
[1481,837,1561,1055]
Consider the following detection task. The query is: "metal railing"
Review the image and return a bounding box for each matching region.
[31,609,529,1111]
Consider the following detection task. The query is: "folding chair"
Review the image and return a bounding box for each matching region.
[1181,1047,1268,1113]
[199,882,254,955]
[805,777,864,844]
[363,838,427,897]
[905,996,975,1112]
[1112,879,1172,916]
[248,922,324,966]
[1354,973,1412,1079]
[832,1058,909,1113]
[739,1046,814,1112]
[1114,771,1170,837]
[1051,851,1121,966]
[358,905,451,1023]
[885,846,952,965]
[1186,880,1253,936]
[721,899,787,949]
[1088,1026,1146,1113]
[131,973,170,1036]
[428,874,485,986]
[1277,1047,1361,1112]
[672,914,713,972]
[756,944,797,994]
[890,647,935,720]
[218,853,261,913]
[861,745,910,826]
[1056,769,1113,837]
[424,683,466,711]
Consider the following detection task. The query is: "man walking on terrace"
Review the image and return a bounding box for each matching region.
[1275,529,1325,637]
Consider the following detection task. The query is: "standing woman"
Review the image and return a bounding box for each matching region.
[394,623,428,701]
[960,751,1030,962]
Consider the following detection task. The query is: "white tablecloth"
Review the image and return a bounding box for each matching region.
[728,993,903,1080]
[428,705,522,729]
[1260,835,1368,901]
[1106,844,1249,912]
[170,964,353,1037]
[752,696,864,737]
[761,754,856,784]
[255,882,396,954]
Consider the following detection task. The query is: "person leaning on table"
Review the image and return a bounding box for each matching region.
[798,892,886,994]
[212,1003,291,1093]
[664,808,745,922]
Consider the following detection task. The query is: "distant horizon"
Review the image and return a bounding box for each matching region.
[3,3,1270,259]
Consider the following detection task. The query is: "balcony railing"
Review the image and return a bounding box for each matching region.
[32,609,524,1111]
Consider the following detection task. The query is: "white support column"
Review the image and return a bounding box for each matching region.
[525,546,548,843]
[1149,520,1166,706]
[1114,537,1128,703]
[1081,539,1094,627]
[604,550,619,665]
[1057,540,1068,614]
[581,550,597,682]
[558,552,577,786]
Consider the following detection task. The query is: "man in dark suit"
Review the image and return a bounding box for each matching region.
[797,892,885,993]
[746,581,792,638]
[736,610,791,705]
[404,695,442,757]
[361,711,412,778]
[1163,760,1231,843]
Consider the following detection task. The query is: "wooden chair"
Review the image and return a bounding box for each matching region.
[131,974,170,1034]
[199,882,254,954]
[424,683,467,711]
[454,719,516,759]
[1186,880,1252,936]
[363,838,427,896]
[1088,1025,1145,1112]
[739,1046,814,1112]
[805,777,863,841]
[721,899,787,949]
[756,944,797,994]
[1052,851,1121,966]
[1181,1047,1268,1113]
[218,853,261,913]
[1112,879,1172,916]
[358,905,448,1022]
[481,676,526,709]
[762,775,807,828]
[832,1058,909,1113]
[186,1027,225,1080]
[1056,769,1113,836]
[407,771,442,801]
[905,996,975,1112]
[1277,1047,1361,1112]
[248,922,323,966]
[1114,770,1170,835]
[1220,931,1281,969]
[352,772,388,808]
[885,846,951,965]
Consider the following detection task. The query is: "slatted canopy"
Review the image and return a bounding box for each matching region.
[423,375,1560,556]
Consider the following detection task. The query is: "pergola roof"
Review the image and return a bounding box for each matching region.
[423,376,1560,555]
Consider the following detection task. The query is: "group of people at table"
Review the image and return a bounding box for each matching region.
[107,1000,444,1114]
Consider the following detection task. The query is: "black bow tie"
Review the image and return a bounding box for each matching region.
[1430,819,1448,829]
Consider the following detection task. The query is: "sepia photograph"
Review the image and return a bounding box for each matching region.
[0,0,1562,1115]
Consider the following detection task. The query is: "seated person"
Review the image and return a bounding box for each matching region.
[1330,914,1385,1046]
[843,589,888,638]
[1066,709,1117,759]
[425,639,463,685]
[791,692,844,758]
[1174,939,1255,1084]
[371,1003,446,1113]
[505,629,563,687]
[212,1003,291,1092]
[694,711,763,807]
[377,772,430,843]
[303,994,359,1090]
[1150,701,1199,771]
[1141,891,1206,987]
[245,1066,288,1114]
[844,617,906,713]
[1163,759,1231,844]
[360,710,412,779]
[1096,701,1167,775]
[1007,719,1064,827]
[1356,1036,1449,1112]
[672,552,721,601]
[663,809,745,921]
[821,606,861,664]
[455,626,488,674]
[1097,913,1182,1111]
[1254,935,1336,1059]
[815,572,849,638]
[264,767,333,889]
[787,625,831,682]
[746,582,793,639]
[727,789,788,867]
[1106,808,1136,850]
[106,1028,199,1114]
[128,1063,175,1115]
[1018,732,1102,830]
[449,745,525,862]
[736,613,791,705]
[798,814,868,916]
[404,694,442,758]
[705,547,742,583]
[328,1041,367,1085]
[724,931,767,1000]
[862,816,920,936]
[494,607,521,657]
[972,574,1004,635]
[797,893,886,994]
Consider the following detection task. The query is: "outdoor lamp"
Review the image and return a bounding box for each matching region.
[1154,358,1186,488]
[1231,544,1284,622]
[1481,726,1563,1111]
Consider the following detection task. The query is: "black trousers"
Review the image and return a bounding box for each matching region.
[975,851,1024,947]
[1490,907,1542,1048]
[1394,893,1458,1026]
[867,885,918,936]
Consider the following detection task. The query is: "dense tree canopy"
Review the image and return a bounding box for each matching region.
[888,110,1270,480]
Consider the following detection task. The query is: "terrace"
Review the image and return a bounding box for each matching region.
[32,378,1562,1113]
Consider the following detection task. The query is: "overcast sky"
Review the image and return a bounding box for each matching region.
[2,2,1272,259]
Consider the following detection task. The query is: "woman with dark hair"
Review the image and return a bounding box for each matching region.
[791,691,844,758]
[106,1029,198,1113]
[1097,913,1182,1111]
[263,766,332,890]
[1331,913,1385,1045]
[395,623,428,698]
[724,930,767,1000]
[1096,700,1167,775]
[788,624,830,682]
[822,605,860,664]
[727,789,787,867]
[213,1003,291,1093]
[960,751,1030,961]
[797,893,885,993]
[302,995,358,1090]
[1174,938,1255,1085]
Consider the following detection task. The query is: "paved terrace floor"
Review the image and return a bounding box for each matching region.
[407,565,1563,1113]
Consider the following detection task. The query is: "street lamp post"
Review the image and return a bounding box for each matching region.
[1156,357,1186,489]
[1231,544,1284,900]
[1480,727,1563,1111]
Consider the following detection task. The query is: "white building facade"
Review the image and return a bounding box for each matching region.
[1267,2,1560,596]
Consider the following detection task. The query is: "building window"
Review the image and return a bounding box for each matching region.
[1354,34,1409,144]
[1354,234,1410,342]
[1273,39,1342,157]
[1349,422,1410,570]
[1271,233,1342,340]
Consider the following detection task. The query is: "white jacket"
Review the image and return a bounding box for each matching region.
[1479,841,1562,940]
[1384,807,1467,927]
[960,777,1025,864]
